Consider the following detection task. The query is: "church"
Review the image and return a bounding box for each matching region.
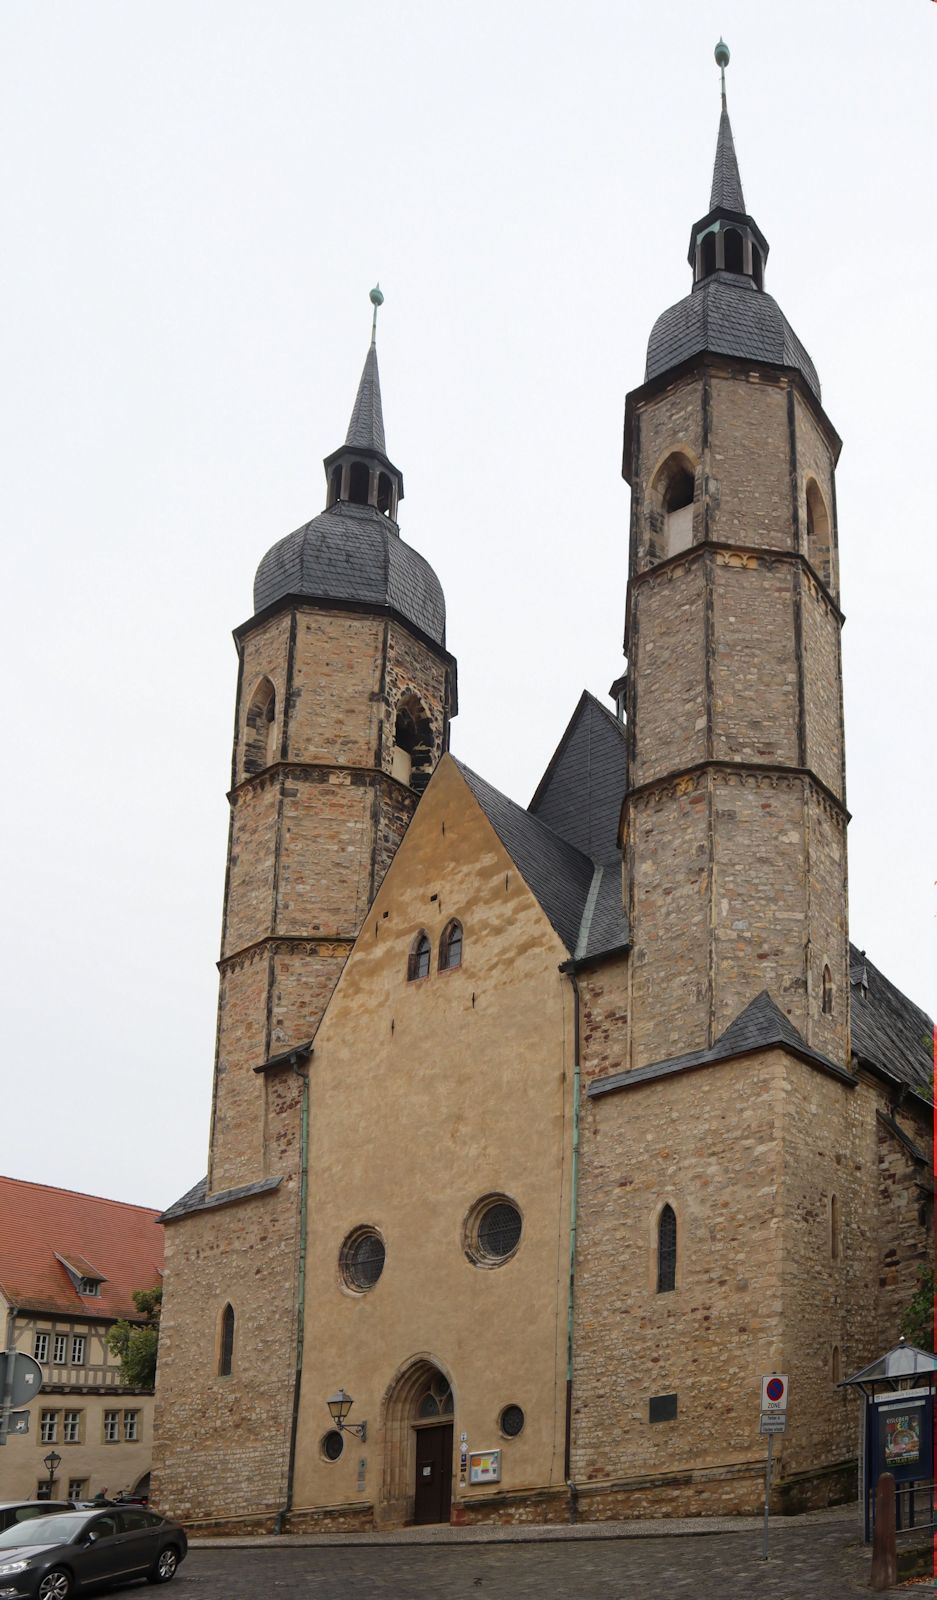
[151,51,933,1530]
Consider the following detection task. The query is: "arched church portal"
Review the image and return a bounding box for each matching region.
[381,1357,454,1526]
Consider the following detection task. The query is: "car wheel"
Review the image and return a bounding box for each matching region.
[38,1572,73,1600]
[147,1544,180,1584]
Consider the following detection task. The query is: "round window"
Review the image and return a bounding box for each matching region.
[322,1430,344,1462]
[339,1227,386,1292]
[465,1196,522,1266]
[500,1405,525,1438]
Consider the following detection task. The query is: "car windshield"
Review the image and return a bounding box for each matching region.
[0,1514,87,1547]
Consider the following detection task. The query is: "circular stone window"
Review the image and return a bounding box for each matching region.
[465,1196,522,1266]
[321,1429,344,1462]
[339,1226,386,1292]
[500,1404,525,1438]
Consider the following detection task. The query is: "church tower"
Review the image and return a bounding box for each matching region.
[621,47,848,1071]
[153,294,457,1523]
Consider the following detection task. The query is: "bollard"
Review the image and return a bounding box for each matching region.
[870,1471,897,1591]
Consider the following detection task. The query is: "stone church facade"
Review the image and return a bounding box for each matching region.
[151,80,933,1530]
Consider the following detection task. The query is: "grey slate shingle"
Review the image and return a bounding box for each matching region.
[646,272,821,400]
[850,944,933,1094]
[252,501,446,645]
[709,103,746,214]
[529,692,628,865]
[344,343,387,455]
[158,1174,281,1225]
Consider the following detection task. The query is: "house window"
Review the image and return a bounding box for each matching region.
[123,1411,139,1442]
[439,920,463,972]
[219,1304,235,1377]
[53,1334,67,1365]
[33,1333,49,1363]
[78,1277,100,1296]
[408,932,431,981]
[657,1205,677,1293]
[63,1411,81,1443]
[71,1335,86,1365]
[68,1479,87,1500]
[40,1410,58,1443]
[104,1410,120,1442]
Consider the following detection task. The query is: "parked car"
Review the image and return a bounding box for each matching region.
[0,1507,74,1536]
[0,1505,187,1596]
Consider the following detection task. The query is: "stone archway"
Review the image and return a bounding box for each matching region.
[379,1355,455,1527]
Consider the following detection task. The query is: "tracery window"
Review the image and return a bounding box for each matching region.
[408,931,431,981]
[657,1204,677,1293]
[219,1303,235,1376]
[439,920,463,972]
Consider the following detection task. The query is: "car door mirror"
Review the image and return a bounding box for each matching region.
[84,1531,98,1544]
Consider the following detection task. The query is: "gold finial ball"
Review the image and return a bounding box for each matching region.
[370,283,384,308]
[714,38,730,69]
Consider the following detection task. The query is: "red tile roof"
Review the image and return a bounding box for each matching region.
[0,1176,163,1321]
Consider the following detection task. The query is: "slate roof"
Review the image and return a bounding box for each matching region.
[0,1176,163,1319]
[345,342,386,455]
[455,696,629,962]
[157,1174,281,1225]
[529,692,627,865]
[253,501,447,646]
[645,272,821,400]
[589,990,854,1101]
[850,944,933,1095]
[710,103,745,213]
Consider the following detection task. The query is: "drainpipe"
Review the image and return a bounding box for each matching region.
[559,964,581,1522]
[274,1059,310,1534]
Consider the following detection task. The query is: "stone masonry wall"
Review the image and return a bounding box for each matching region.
[711,557,799,767]
[630,558,707,788]
[708,372,792,549]
[801,573,845,800]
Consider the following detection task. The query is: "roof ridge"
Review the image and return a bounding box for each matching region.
[0,1174,161,1216]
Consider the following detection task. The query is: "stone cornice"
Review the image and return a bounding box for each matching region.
[628,540,844,624]
[218,934,355,974]
[228,761,418,805]
[622,760,849,825]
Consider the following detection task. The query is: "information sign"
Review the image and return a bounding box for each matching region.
[468,1450,501,1485]
[759,1412,787,1435]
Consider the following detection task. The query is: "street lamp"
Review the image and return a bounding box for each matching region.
[326,1389,367,1442]
[42,1451,62,1497]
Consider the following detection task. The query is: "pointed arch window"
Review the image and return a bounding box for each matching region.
[218,1304,235,1377]
[805,479,832,588]
[439,920,463,972]
[830,1194,840,1261]
[650,454,696,561]
[657,1205,677,1293]
[723,227,744,275]
[822,965,833,1016]
[408,931,431,982]
[244,678,276,775]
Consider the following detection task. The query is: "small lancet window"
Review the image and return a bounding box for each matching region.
[700,231,717,278]
[408,932,431,982]
[831,1345,841,1384]
[439,920,463,972]
[328,465,343,507]
[657,1204,677,1293]
[723,227,744,275]
[822,965,833,1016]
[805,479,832,588]
[830,1194,840,1261]
[349,461,370,505]
[377,472,393,516]
[219,1303,235,1377]
[244,678,276,775]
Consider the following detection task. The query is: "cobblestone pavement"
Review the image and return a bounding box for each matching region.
[175,1517,919,1598]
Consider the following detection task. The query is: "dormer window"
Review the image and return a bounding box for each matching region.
[78,1277,101,1297]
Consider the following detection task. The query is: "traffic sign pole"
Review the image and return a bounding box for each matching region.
[762,1433,773,1560]
[759,1374,789,1560]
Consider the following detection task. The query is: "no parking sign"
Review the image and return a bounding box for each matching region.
[760,1374,789,1412]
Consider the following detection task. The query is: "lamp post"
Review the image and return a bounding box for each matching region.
[42,1450,61,1498]
[326,1389,367,1442]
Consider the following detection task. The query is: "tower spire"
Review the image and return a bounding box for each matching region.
[709,40,745,215]
[322,287,404,519]
[345,287,387,454]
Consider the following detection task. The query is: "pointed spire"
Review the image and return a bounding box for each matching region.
[709,41,745,214]
[322,287,404,520]
[344,341,386,455]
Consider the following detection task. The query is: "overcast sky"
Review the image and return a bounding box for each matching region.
[2,1,934,1213]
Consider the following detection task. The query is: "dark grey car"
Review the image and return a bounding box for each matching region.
[0,1509,74,1537]
[0,1507,187,1597]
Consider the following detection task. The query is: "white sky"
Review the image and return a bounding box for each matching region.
[2,1,934,1212]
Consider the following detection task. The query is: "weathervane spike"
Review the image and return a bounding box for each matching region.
[369,282,384,346]
[715,38,730,107]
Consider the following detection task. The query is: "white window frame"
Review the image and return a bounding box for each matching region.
[33,1333,49,1362]
[68,1478,86,1500]
[71,1335,86,1365]
[104,1410,119,1443]
[123,1410,139,1442]
[63,1410,81,1443]
[53,1333,68,1364]
[40,1410,58,1443]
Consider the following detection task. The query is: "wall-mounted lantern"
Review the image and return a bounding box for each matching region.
[326,1388,367,1442]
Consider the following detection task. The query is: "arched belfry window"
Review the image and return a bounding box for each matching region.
[439,920,463,972]
[657,1205,677,1293]
[328,465,343,507]
[408,931,431,982]
[805,479,832,588]
[219,1303,235,1377]
[392,693,434,793]
[349,461,370,505]
[700,231,717,278]
[650,454,697,561]
[723,227,744,275]
[822,965,833,1016]
[377,471,394,516]
[244,678,276,775]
